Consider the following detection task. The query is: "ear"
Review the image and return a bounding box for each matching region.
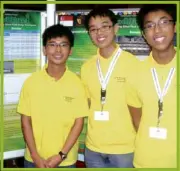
[43,46,46,56]
[114,24,119,34]
[174,24,176,33]
[142,31,146,40]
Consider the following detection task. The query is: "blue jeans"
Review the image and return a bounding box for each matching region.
[85,147,134,168]
[24,159,76,168]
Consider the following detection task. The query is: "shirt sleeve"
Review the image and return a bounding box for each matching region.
[17,79,31,116]
[73,80,90,118]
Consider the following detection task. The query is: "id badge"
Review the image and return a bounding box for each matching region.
[149,127,167,139]
[94,111,109,121]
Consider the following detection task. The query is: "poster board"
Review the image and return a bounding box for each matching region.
[3,10,42,159]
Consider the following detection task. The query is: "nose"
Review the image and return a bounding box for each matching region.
[154,23,161,33]
[56,45,61,52]
[97,28,103,35]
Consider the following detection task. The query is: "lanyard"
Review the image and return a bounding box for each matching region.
[151,67,175,126]
[96,48,122,110]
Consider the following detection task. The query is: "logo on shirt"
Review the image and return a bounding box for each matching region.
[64,96,75,103]
[114,76,126,82]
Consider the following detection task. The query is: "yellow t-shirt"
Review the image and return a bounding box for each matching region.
[81,44,140,154]
[17,66,89,166]
[125,52,177,168]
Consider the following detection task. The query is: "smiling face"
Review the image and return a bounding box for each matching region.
[43,36,72,66]
[143,10,176,52]
[88,16,118,50]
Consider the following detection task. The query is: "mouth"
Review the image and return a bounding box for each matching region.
[97,36,106,42]
[154,36,165,43]
[54,55,63,60]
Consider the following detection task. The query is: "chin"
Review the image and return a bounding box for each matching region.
[152,44,172,52]
[97,43,111,49]
[52,61,64,65]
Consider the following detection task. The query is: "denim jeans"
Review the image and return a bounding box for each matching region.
[85,147,134,168]
[24,159,76,168]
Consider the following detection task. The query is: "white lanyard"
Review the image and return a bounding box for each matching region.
[151,67,175,126]
[151,67,175,102]
[96,48,122,107]
[97,48,122,90]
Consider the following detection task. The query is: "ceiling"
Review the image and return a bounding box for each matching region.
[4,4,142,11]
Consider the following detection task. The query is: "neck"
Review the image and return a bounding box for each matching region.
[46,64,66,80]
[152,46,176,65]
[99,42,117,58]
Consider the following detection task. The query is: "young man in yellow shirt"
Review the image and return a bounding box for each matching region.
[126,4,177,168]
[17,24,89,168]
[81,8,140,168]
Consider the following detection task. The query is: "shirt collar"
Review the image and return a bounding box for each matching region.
[42,64,68,82]
[148,47,176,68]
[96,44,120,62]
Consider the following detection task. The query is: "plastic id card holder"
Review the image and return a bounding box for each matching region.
[149,127,167,140]
[94,111,109,121]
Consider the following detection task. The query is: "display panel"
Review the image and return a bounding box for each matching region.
[3,11,41,159]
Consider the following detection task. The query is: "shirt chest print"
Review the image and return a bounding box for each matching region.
[114,76,126,83]
[63,96,75,103]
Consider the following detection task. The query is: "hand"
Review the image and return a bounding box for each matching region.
[46,154,62,168]
[31,153,47,168]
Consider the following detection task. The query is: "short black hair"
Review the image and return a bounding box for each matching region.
[84,7,117,30]
[42,24,74,47]
[137,4,176,31]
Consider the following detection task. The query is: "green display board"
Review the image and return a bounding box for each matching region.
[3,11,41,159]
[4,11,41,74]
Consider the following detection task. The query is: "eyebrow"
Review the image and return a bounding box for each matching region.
[48,40,69,44]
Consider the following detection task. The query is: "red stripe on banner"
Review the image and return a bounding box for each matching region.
[60,15,73,21]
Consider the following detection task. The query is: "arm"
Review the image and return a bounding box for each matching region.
[21,114,47,168]
[46,117,84,167]
[61,117,84,153]
[125,68,142,132]
[128,106,142,132]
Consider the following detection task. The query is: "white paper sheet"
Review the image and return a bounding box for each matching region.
[4,73,31,104]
